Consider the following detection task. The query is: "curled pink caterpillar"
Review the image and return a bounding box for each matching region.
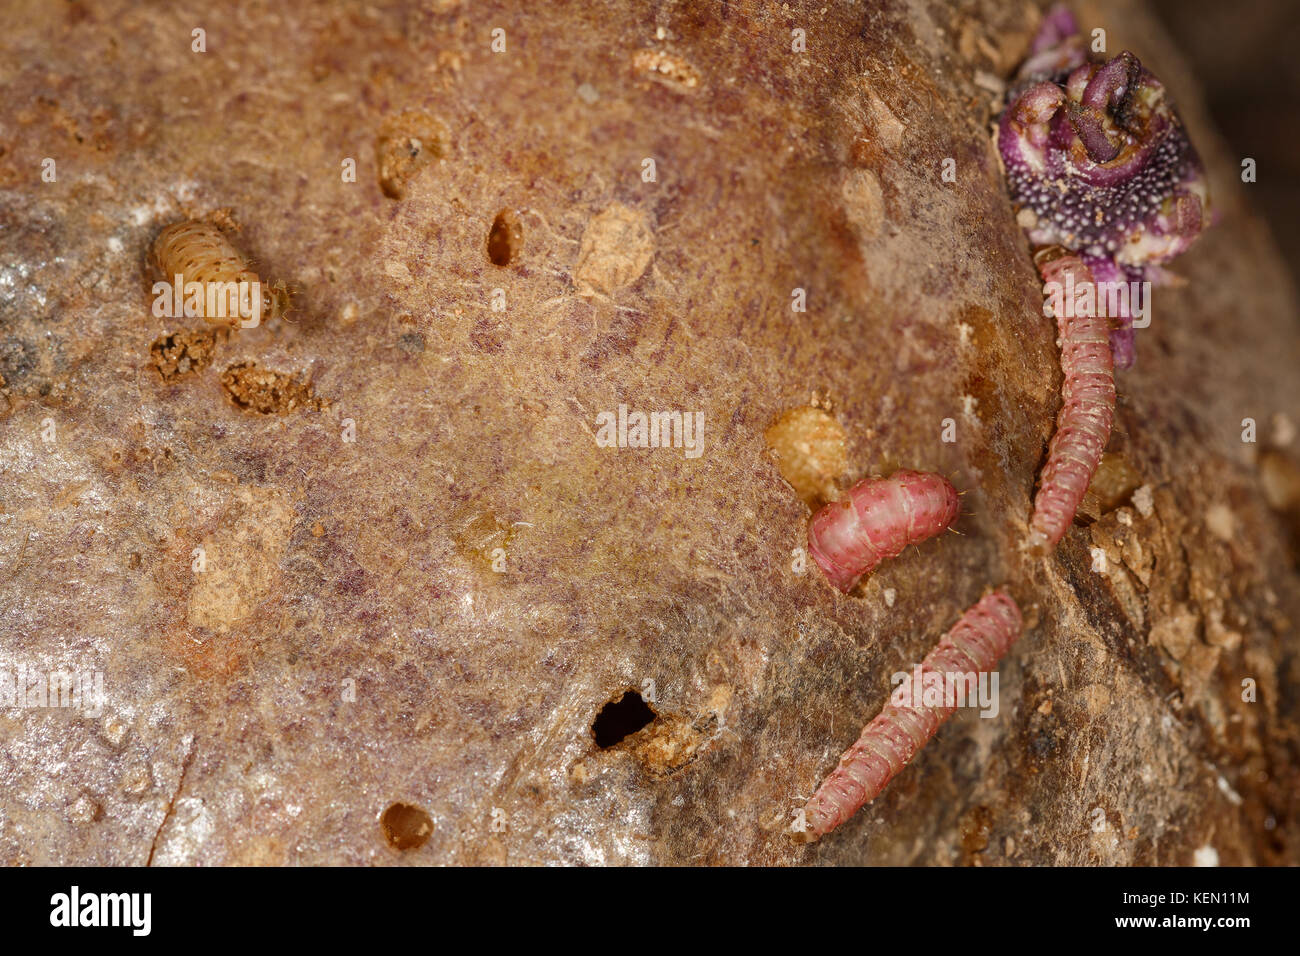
[1027,250,1116,554]
[798,591,1023,841]
[807,470,960,593]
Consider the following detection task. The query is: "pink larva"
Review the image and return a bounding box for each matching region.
[1026,251,1116,554]
[807,470,960,593]
[798,590,1023,840]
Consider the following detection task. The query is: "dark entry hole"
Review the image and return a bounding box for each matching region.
[592,690,656,748]
[380,801,433,850]
[486,209,521,266]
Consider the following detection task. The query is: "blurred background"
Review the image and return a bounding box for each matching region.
[1152,0,1300,282]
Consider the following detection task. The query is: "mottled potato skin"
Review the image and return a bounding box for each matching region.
[0,0,1296,867]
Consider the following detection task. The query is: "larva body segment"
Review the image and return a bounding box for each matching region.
[1027,252,1116,554]
[151,220,286,328]
[807,470,960,593]
[799,591,1023,840]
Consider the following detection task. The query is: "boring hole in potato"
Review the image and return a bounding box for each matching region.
[486,209,521,266]
[591,690,656,748]
[380,802,433,850]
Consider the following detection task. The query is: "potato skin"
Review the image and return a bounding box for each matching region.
[0,0,1295,867]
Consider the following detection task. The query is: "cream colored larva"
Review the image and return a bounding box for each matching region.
[150,220,288,329]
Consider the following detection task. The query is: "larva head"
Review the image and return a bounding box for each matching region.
[1024,527,1052,557]
[266,280,293,323]
[212,280,284,330]
[807,499,869,593]
[999,32,1210,269]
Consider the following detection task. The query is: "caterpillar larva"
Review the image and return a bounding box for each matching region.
[797,590,1023,841]
[807,470,960,593]
[1026,251,1116,554]
[150,220,288,329]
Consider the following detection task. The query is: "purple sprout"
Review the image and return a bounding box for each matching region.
[1016,4,1087,84]
[998,6,1211,367]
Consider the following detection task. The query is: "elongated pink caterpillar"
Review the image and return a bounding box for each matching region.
[1027,250,1116,554]
[797,590,1023,840]
[808,470,960,593]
